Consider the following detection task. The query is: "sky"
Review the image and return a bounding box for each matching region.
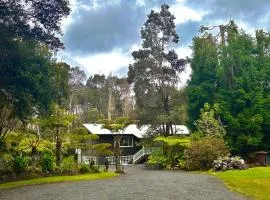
[58,0,270,82]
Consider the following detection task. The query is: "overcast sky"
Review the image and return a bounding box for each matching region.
[58,0,270,81]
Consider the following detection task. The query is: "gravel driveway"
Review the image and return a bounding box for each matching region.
[0,165,246,200]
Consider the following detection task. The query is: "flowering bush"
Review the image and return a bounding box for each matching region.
[213,156,247,171]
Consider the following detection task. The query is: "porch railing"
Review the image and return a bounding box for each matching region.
[133,147,160,164]
[81,147,160,165]
[106,155,133,165]
[82,156,97,164]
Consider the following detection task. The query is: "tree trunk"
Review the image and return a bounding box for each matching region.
[163,95,170,135]
[0,108,16,141]
[108,88,112,120]
[55,127,62,166]
[31,146,38,166]
[114,135,122,172]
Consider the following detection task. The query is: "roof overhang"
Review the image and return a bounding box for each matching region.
[83,124,189,138]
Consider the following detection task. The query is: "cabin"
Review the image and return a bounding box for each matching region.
[249,151,270,165]
[77,124,189,165]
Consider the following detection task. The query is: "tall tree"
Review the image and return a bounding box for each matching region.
[115,78,134,117]
[0,0,70,142]
[186,34,219,127]
[128,4,187,134]
[187,21,270,155]
[86,74,107,116]
[42,104,75,166]
[52,62,70,107]
[85,74,133,121]
[0,42,55,141]
[68,66,86,114]
[0,0,70,49]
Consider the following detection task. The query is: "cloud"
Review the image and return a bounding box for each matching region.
[59,0,270,82]
[176,21,201,45]
[186,0,270,29]
[175,46,192,58]
[59,0,203,79]
[62,0,204,56]
[64,50,132,76]
[63,1,146,55]
[170,4,207,25]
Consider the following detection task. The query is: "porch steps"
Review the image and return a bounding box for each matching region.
[133,147,160,164]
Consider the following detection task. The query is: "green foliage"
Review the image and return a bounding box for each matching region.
[0,0,70,49]
[84,75,133,121]
[78,163,100,174]
[178,159,186,169]
[195,103,226,138]
[12,156,28,173]
[153,136,190,168]
[92,143,113,156]
[79,164,90,174]
[40,152,55,173]
[0,41,55,140]
[42,104,75,166]
[52,62,71,106]
[100,117,133,172]
[101,117,133,132]
[60,156,77,174]
[70,127,99,150]
[0,0,70,139]
[186,34,218,126]
[186,21,270,155]
[43,104,75,129]
[154,136,190,147]
[147,149,168,167]
[88,108,102,123]
[89,165,100,173]
[184,137,229,170]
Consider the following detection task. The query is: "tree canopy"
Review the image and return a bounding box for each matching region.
[0,0,70,49]
[186,21,270,155]
[128,4,187,134]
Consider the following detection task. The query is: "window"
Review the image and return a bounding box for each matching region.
[120,136,133,147]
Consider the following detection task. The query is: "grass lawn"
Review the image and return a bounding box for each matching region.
[209,167,270,200]
[0,172,118,190]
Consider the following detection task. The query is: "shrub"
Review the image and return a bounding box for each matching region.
[89,165,100,173]
[213,156,247,171]
[178,159,186,169]
[147,149,168,167]
[27,166,42,174]
[12,156,28,173]
[40,152,54,173]
[60,156,77,174]
[184,137,229,170]
[79,164,90,174]
[154,136,190,169]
